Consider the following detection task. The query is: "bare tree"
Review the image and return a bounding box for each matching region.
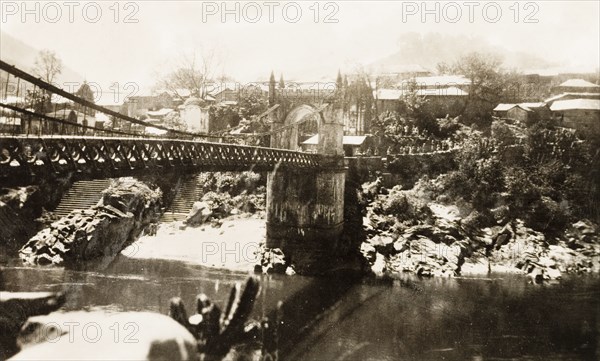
[33,50,63,84]
[157,50,216,101]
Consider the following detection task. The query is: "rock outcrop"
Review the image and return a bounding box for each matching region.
[0,177,73,253]
[18,178,162,267]
[361,183,600,280]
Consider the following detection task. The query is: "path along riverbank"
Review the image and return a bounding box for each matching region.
[129,214,266,273]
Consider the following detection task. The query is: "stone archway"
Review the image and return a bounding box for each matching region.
[265,102,347,274]
[269,103,344,156]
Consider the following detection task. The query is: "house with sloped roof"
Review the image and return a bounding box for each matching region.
[374,86,468,117]
[493,102,550,123]
[302,134,371,156]
[544,92,600,107]
[550,98,600,133]
[554,79,600,94]
[398,75,471,90]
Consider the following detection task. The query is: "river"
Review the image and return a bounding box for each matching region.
[1,248,598,361]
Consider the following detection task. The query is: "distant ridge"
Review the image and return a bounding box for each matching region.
[367,33,563,75]
[0,31,84,86]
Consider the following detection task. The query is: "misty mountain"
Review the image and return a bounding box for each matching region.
[369,32,559,74]
[0,31,84,85]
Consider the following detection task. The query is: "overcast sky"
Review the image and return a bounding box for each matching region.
[1,1,599,91]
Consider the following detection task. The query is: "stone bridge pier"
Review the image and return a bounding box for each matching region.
[266,104,346,274]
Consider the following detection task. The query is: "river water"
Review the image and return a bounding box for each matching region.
[1,253,599,360]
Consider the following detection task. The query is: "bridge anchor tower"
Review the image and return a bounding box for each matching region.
[266,102,346,275]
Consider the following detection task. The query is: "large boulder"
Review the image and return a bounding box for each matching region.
[10,311,198,361]
[256,248,288,274]
[18,178,162,267]
[184,201,213,226]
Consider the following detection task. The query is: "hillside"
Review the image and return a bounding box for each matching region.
[0,31,84,85]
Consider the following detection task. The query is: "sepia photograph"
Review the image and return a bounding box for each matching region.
[0,1,599,360]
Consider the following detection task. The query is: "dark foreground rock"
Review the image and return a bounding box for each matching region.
[169,277,268,361]
[18,178,162,267]
[0,292,66,360]
[7,278,265,361]
[10,311,198,361]
[255,247,292,274]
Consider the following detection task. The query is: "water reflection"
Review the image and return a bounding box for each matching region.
[1,256,598,360]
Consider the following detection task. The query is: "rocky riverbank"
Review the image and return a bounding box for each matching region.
[18,178,162,268]
[360,180,600,282]
[0,177,72,254]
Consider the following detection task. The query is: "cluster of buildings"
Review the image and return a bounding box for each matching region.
[493,78,600,133]
[107,83,266,134]
[2,66,598,142]
[373,75,470,116]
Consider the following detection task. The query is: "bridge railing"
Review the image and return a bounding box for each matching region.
[0,136,323,186]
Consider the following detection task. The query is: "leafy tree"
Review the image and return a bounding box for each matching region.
[346,73,374,133]
[237,91,268,120]
[24,88,50,114]
[450,52,506,128]
[400,78,438,136]
[208,105,240,131]
[491,119,518,146]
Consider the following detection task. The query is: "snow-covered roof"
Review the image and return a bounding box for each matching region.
[558,79,600,88]
[147,108,174,117]
[0,96,25,104]
[493,104,517,112]
[302,135,367,146]
[375,89,403,100]
[399,75,471,88]
[145,126,168,135]
[95,92,124,107]
[544,92,600,104]
[494,103,545,112]
[95,112,110,122]
[375,86,467,100]
[519,102,546,109]
[183,97,203,107]
[0,116,21,125]
[418,87,468,96]
[550,99,600,111]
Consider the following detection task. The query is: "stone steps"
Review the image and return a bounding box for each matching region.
[53,179,113,217]
[160,175,203,222]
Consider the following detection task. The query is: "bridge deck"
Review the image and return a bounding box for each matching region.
[0,136,323,186]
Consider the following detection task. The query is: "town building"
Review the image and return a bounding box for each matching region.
[302,134,371,156]
[554,79,600,94]
[124,91,174,118]
[493,102,550,123]
[550,98,600,133]
[374,86,468,118]
[180,97,210,132]
[544,92,600,107]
